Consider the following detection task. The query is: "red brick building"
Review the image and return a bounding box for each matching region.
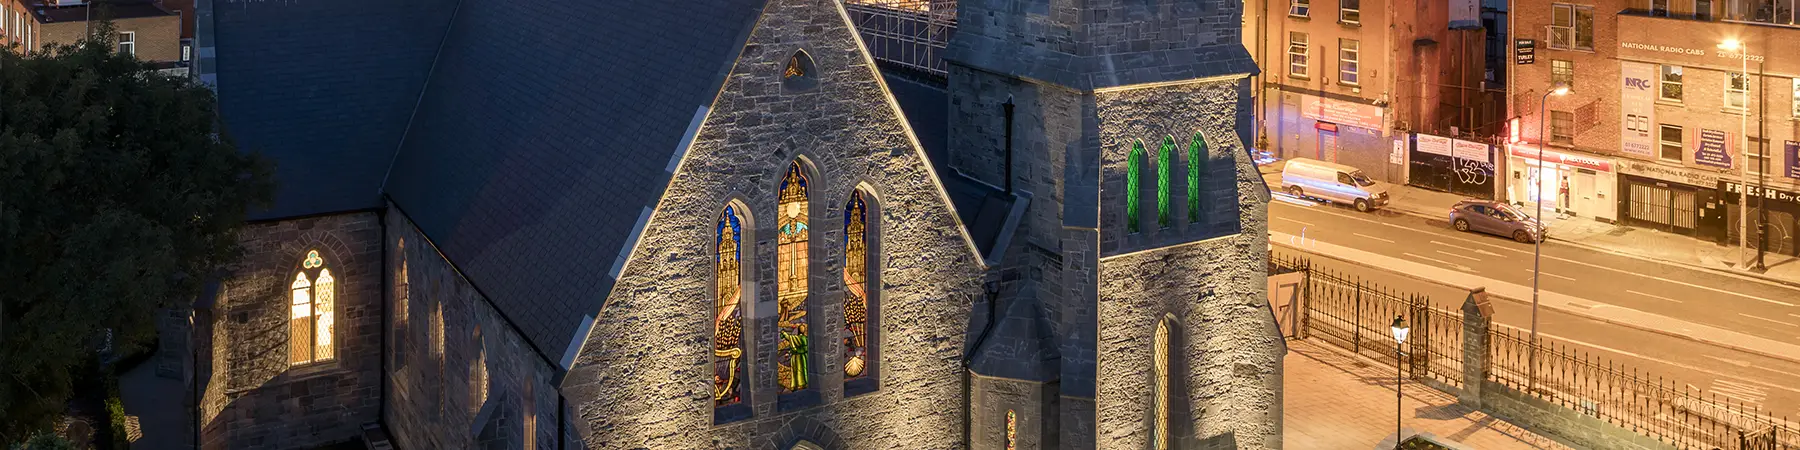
[1509,0,1800,256]
[4,0,184,70]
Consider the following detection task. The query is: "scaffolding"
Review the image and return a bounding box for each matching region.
[842,0,957,78]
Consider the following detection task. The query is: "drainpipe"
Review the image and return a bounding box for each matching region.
[961,280,1001,448]
[377,209,389,425]
[1004,95,1015,195]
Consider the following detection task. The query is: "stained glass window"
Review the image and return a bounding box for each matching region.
[1152,318,1173,450]
[289,250,335,365]
[396,239,409,368]
[1157,136,1174,228]
[843,191,870,381]
[1188,132,1209,224]
[1006,409,1017,450]
[472,325,487,415]
[1127,141,1144,233]
[786,55,806,78]
[714,206,747,407]
[776,162,812,393]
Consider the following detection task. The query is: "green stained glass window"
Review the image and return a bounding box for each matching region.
[1127,141,1143,233]
[1188,132,1209,224]
[1157,136,1174,228]
[776,162,811,393]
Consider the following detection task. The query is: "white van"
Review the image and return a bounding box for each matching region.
[1280,158,1390,212]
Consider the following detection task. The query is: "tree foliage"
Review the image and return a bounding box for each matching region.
[0,26,274,438]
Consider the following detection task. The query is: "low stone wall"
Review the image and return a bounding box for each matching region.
[1477,380,1675,450]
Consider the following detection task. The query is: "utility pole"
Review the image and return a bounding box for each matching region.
[1756,58,1768,271]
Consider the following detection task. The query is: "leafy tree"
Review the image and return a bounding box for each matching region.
[0,25,274,439]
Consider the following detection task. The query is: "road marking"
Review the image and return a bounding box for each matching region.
[1710,379,1768,405]
[1494,323,1800,397]
[1430,240,1507,257]
[1628,290,1686,303]
[1435,250,1482,262]
[1402,253,1475,272]
[1353,232,1396,243]
[1740,313,1800,328]
[1524,269,1577,282]
[1275,201,1800,302]
[1275,216,1316,227]
[1273,194,1318,207]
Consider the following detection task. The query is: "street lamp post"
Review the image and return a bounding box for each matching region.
[1719,39,1765,272]
[1529,82,1570,392]
[1391,316,1411,449]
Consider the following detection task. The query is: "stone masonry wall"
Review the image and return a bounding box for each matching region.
[1096,80,1247,257]
[558,0,988,447]
[384,207,566,450]
[1094,111,1283,450]
[198,212,382,450]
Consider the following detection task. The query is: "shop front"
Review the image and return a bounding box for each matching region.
[1615,160,1727,239]
[1410,134,1498,200]
[1505,145,1617,222]
[1722,181,1800,256]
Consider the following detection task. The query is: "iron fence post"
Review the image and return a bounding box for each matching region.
[1354,279,1364,353]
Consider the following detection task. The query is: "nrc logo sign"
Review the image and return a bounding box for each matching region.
[1625,77,1652,90]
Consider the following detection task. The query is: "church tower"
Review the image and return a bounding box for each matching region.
[947,0,1284,448]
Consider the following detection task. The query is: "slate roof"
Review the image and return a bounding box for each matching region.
[380,0,767,365]
[945,41,1259,91]
[211,0,457,220]
[882,74,1017,259]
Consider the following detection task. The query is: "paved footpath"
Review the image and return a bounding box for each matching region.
[1284,339,1573,450]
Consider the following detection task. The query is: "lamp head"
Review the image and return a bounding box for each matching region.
[1549,82,1571,96]
[1391,316,1411,344]
[1719,39,1742,51]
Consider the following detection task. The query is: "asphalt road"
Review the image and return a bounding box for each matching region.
[1268,195,1800,420]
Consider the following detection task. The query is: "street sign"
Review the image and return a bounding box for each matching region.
[1516,39,1536,65]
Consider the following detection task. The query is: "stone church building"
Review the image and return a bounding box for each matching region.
[189,0,1282,447]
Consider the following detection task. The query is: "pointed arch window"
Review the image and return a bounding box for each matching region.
[471,325,487,415]
[396,239,410,368]
[714,206,747,407]
[843,190,872,384]
[1006,409,1018,450]
[1152,318,1174,450]
[1157,136,1175,228]
[776,162,812,393]
[1188,132,1210,224]
[289,250,336,365]
[1127,140,1145,233]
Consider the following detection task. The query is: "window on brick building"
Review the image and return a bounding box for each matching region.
[1661,65,1684,102]
[1551,60,1574,87]
[1697,0,1715,19]
[1151,317,1174,450]
[775,161,812,394]
[1339,38,1360,85]
[842,190,876,390]
[1127,140,1145,233]
[1660,124,1684,161]
[117,32,134,56]
[1288,32,1309,78]
[1290,0,1310,17]
[1187,131,1209,225]
[1723,0,1796,23]
[1341,0,1361,23]
[1653,0,1671,16]
[1747,139,1769,175]
[1157,136,1174,229]
[1726,72,1750,110]
[289,250,336,366]
[714,205,747,409]
[1550,110,1574,144]
[1548,4,1593,50]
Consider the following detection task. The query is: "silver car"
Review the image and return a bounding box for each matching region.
[1449,200,1546,243]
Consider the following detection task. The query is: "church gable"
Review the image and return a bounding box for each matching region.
[558,0,986,446]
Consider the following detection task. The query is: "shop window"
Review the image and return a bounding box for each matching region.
[1288,32,1309,78]
[1660,65,1683,102]
[1659,124,1684,161]
[1339,39,1360,85]
[1550,111,1574,145]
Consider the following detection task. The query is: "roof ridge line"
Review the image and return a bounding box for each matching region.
[378,0,466,196]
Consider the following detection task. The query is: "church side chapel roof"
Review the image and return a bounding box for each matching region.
[212,0,770,366]
[212,0,459,220]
